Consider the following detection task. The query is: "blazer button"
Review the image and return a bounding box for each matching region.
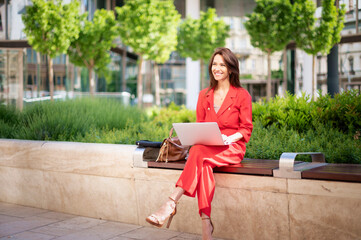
[208,107,210,110]
[228,107,231,110]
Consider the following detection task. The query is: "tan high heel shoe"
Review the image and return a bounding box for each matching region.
[146,197,178,228]
[202,217,214,234]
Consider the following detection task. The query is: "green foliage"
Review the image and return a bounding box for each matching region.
[292,0,346,56]
[80,67,90,92]
[240,74,253,79]
[147,102,196,130]
[0,104,19,125]
[271,70,283,79]
[22,0,82,58]
[68,9,118,76]
[253,92,313,132]
[177,8,229,63]
[1,93,360,163]
[115,0,180,107]
[0,105,20,139]
[245,120,361,164]
[17,98,144,141]
[245,0,293,55]
[313,90,361,133]
[245,0,292,100]
[252,90,361,134]
[115,0,181,63]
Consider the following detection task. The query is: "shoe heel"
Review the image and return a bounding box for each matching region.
[166,214,174,228]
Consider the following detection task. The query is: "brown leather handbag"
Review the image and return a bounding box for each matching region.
[156,128,190,162]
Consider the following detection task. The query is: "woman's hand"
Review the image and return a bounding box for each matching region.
[222,132,243,145]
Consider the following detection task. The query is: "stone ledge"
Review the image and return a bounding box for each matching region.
[0,139,360,239]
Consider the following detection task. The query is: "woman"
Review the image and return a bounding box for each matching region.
[146,47,253,240]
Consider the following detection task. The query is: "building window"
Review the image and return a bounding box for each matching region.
[317,0,322,8]
[349,56,355,75]
[229,18,234,29]
[174,0,185,18]
[27,48,32,63]
[0,14,2,31]
[115,0,124,7]
[240,18,245,31]
[240,57,245,72]
[349,0,354,11]
[33,50,37,63]
[97,0,106,9]
[201,0,215,12]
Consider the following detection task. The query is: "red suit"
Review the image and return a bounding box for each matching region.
[176,86,253,217]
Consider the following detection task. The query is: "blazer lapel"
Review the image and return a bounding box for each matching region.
[216,86,237,117]
[205,88,213,108]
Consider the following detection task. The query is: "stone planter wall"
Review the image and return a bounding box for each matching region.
[0,139,360,240]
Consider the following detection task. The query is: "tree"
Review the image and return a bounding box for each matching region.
[292,0,345,99]
[116,0,180,107]
[177,8,229,90]
[244,0,293,101]
[67,9,118,96]
[22,0,81,101]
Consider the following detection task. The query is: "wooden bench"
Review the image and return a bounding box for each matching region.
[134,147,361,183]
[148,159,298,176]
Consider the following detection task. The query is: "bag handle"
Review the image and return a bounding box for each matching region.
[168,128,175,138]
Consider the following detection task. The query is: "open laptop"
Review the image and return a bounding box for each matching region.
[172,122,226,146]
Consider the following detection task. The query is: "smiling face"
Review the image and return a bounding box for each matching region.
[211,54,230,83]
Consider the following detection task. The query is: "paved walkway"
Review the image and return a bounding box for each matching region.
[0,202,226,240]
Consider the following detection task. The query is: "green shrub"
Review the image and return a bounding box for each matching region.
[245,120,361,164]
[239,74,253,79]
[0,104,20,139]
[271,69,283,79]
[0,96,359,164]
[312,90,361,133]
[17,98,145,141]
[253,90,361,134]
[0,104,20,125]
[0,119,18,139]
[147,102,196,131]
[252,92,313,132]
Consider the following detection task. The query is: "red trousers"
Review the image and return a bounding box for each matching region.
[176,143,245,217]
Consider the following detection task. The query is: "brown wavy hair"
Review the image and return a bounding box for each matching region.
[207,47,241,91]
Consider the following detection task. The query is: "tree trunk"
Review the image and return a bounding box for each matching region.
[36,52,41,98]
[267,50,272,101]
[137,55,143,108]
[88,67,95,96]
[76,67,81,90]
[122,49,127,92]
[282,48,287,97]
[5,50,10,105]
[200,59,205,89]
[48,56,54,101]
[17,50,23,110]
[154,61,161,106]
[65,55,69,98]
[70,65,74,94]
[312,55,316,100]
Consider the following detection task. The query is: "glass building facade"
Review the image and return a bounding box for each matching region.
[1,0,356,109]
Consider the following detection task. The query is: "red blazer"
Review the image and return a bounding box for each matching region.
[196,86,253,143]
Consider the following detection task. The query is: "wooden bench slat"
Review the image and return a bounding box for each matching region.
[144,148,361,182]
[148,160,186,170]
[301,164,361,183]
[214,159,279,175]
[147,159,303,176]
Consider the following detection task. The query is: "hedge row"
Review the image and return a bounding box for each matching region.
[0,91,360,164]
